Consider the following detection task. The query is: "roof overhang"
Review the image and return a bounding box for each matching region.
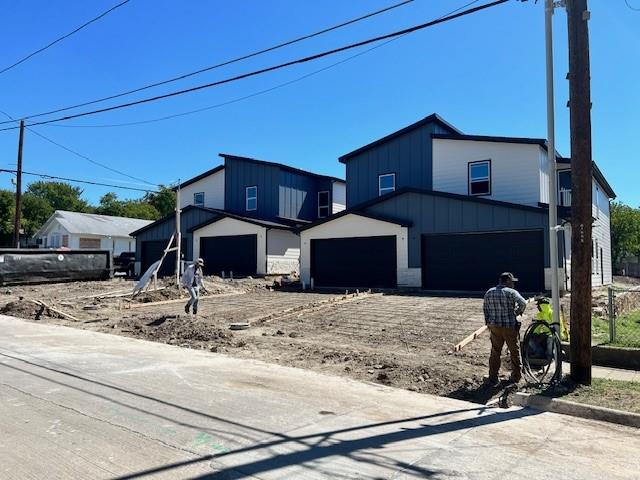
[173,165,225,191]
[189,211,294,233]
[298,210,412,233]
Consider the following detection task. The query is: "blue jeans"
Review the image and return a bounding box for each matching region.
[186,286,200,311]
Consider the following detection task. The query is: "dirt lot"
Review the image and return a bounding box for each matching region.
[0,277,544,403]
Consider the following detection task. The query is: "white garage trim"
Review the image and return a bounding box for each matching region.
[300,213,416,287]
[192,217,267,275]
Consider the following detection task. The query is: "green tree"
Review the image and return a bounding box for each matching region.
[610,201,640,267]
[26,181,90,213]
[21,193,54,236]
[144,185,176,218]
[94,192,159,220]
[0,189,15,245]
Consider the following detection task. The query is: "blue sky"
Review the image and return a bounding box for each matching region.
[0,0,638,206]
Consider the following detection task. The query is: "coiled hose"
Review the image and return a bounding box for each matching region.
[521,320,563,385]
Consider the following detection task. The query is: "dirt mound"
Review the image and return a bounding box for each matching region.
[0,300,62,320]
[142,317,235,344]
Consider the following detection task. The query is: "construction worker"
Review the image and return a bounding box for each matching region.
[483,272,527,387]
[181,258,205,315]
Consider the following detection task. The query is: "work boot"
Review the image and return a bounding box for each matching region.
[483,376,500,388]
[193,308,198,316]
[184,304,190,314]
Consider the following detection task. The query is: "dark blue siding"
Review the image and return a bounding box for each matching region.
[224,156,335,222]
[363,192,551,268]
[134,208,219,262]
[345,122,451,207]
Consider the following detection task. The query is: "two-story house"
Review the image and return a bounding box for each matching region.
[299,113,615,292]
[131,154,345,277]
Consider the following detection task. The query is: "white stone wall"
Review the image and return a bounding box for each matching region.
[267,229,300,275]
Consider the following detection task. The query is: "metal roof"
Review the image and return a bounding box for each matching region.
[36,210,153,238]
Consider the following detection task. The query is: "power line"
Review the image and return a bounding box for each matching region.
[0,168,158,193]
[0,0,414,125]
[0,0,132,76]
[0,0,510,132]
[0,110,157,186]
[625,0,640,11]
[42,0,484,129]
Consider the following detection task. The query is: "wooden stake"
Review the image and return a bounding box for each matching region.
[27,299,80,322]
[453,325,488,352]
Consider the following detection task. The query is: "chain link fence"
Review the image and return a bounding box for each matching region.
[605,286,640,348]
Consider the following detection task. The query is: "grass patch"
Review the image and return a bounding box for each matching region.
[592,309,640,348]
[539,378,640,414]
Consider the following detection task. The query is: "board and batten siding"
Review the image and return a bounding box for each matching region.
[345,122,451,207]
[362,191,556,289]
[134,208,219,263]
[179,169,225,210]
[432,139,544,207]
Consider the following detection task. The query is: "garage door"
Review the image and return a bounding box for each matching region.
[421,230,545,292]
[140,240,176,278]
[311,236,396,288]
[199,234,257,277]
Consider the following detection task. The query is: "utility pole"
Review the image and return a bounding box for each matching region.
[175,182,182,288]
[544,0,561,339]
[567,0,593,384]
[13,120,24,248]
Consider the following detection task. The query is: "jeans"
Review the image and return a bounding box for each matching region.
[488,325,522,382]
[186,285,200,312]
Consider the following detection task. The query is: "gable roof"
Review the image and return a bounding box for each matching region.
[173,165,224,191]
[188,210,295,233]
[432,132,549,148]
[219,153,344,183]
[299,186,548,232]
[339,113,462,163]
[36,211,153,239]
[129,204,210,237]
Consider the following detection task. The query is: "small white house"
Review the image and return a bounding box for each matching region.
[35,210,153,256]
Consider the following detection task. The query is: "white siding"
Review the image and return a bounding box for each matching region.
[300,214,416,287]
[432,139,543,207]
[192,217,267,275]
[539,148,550,204]
[267,229,300,274]
[592,179,612,286]
[179,168,225,209]
[332,181,346,214]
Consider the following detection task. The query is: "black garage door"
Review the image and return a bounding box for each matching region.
[140,240,176,278]
[311,236,397,288]
[200,234,257,277]
[421,230,545,292]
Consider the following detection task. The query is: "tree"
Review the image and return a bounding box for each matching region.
[26,181,90,213]
[21,193,54,236]
[0,189,15,245]
[94,191,159,220]
[144,185,176,218]
[610,201,640,267]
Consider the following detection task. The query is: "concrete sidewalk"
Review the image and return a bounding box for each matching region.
[1,315,638,480]
[563,362,640,382]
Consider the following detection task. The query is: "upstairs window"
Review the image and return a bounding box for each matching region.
[469,160,491,196]
[246,186,257,211]
[378,173,395,196]
[193,192,205,206]
[318,191,330,218]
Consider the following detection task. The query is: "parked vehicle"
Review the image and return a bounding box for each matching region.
[115,251,136,277]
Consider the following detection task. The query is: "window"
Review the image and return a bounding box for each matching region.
[62,235,69,247]
[378,173,395,196]
[468,160,491,196]
[193,192,205,206]
[246,186,257,211]
[318,191,330,218]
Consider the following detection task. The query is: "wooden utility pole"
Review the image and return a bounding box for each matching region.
[567,0,593,385]
[13,120,24,248]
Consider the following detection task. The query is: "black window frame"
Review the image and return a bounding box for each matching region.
[468,160,491,196]
[317,190,330,218]
[193,192,205,206]
[378,173,396,197]
[245,185,257,211]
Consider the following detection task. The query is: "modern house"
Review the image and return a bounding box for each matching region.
[131,154,345,277]
[34,210,153,257]
[299,113,615,292]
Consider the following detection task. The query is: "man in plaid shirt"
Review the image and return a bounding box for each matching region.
[483,272,527,386]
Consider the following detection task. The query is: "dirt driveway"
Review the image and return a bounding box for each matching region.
[1,277,507,402]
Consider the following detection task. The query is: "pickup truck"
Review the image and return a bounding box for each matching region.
[114,251,136,277]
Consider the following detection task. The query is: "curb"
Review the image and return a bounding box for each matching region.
[513,392,640,429]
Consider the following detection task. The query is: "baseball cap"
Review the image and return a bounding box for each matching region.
[196,258,204,266]
[499,272,518,282]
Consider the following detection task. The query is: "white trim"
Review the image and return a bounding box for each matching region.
[245,186,257,211]
[378,173,395,196]
[317,190,330,218]
[193,191,205,207]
